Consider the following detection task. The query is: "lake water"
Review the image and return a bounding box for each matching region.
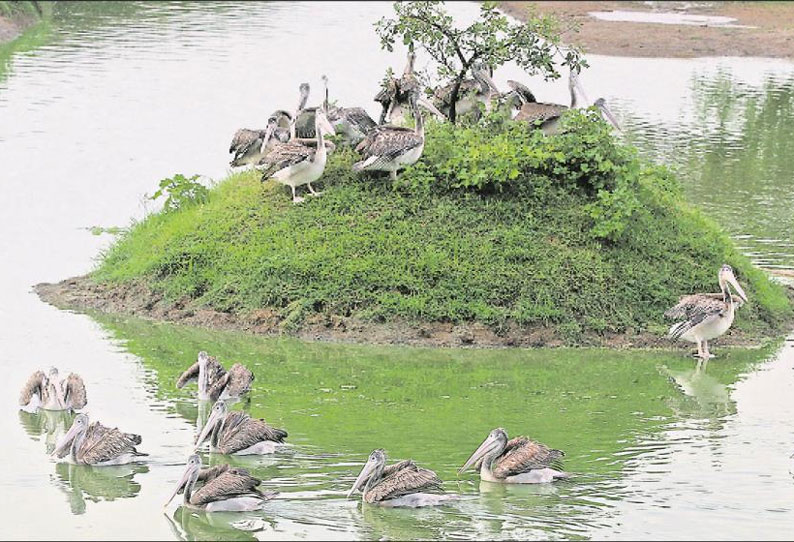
[1,2,793,540]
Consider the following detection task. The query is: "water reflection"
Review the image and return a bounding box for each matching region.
[660,360,734,419]
[164,506,272,541]
[52,462,149,515]
[18,409,75,453]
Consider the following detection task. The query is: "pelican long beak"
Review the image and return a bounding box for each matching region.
[258,124,276,154]
[164,465,192,508]
[316,112,335,138]
[346,459,376,498]
[416,95,445,119]
[458,434,501,475]
[51,420,80,458]
[727,273,749,303]
[194,409,220,450]
[597,101,622,132]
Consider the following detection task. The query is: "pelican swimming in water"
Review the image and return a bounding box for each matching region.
[346,449,453,507]
[195,400,287,455]
[258,107,330,203]
[666,264,749,359]
[52,413,147,466]
[375,49,445,126]
[19,367,86,413]
[353,92,426,181]
[176,351,254,403]
[459,428,569,484]
[513,70,621,134]
[433,61,501,120]
[165,455,278,512]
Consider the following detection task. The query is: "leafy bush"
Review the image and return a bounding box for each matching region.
[149,174,209,213]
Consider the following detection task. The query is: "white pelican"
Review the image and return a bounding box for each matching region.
[195,400,287,455]
[352,93,426,181]
[513,71,621,134]
[165,455,278,512]
[459,428,569,484]
[52,413,147,466]
[666,264,749,359]
[176,351,254,403]
[258,108,331,203]
[19,367,86,413]
[346,449,454,507]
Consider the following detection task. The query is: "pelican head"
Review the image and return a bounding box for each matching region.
[347,448,387,498]
[593,98,621,131]
[459,427,509,474]
[165,454,202,508]
[314,107,335,138]
[718,264,748,303]
[52,413,89,458]
[197,351,210,367]
[194,399,228,449]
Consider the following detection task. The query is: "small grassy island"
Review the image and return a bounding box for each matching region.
[39,111,793,348]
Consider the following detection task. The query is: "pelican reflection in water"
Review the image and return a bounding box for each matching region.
[54,462,149,515]
[459,428,569,484]
[18,409,75,453]
[347,449,455,507]
[165,455,278,512]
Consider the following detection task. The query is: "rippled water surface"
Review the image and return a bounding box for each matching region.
[1,2,794,540]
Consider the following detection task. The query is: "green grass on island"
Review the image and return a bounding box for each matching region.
[93,109,793,344]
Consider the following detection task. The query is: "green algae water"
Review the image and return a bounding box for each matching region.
[1,2,794,539]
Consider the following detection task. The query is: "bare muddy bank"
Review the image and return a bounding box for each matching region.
[500,1,794,59]
[0,3,42,45]
[34,275,785,350]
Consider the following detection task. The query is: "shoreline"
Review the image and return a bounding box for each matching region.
[500,1,794,60]
[34,275,787,351]
[0,11,39,46]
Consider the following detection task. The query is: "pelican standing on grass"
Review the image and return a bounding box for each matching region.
[176,351,254,403]
[258,106,331,203]
[513,70,621,134]
[165,455,278,512]
[459,428,569,484]
[322,75,378,146]
[433,61,501,120]
[19,367,86,413]
[666,264,749,359]
[353,93,426,181]
[195,400,287,455]
[347,449,453,507]
[375,50,445,125]
[52,414,147,466]
[228,111,292,168]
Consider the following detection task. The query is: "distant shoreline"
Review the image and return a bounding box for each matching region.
[500,1,794,60]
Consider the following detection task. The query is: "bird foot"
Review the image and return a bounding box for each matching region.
[309,190,323,197]
[292,196,305,204]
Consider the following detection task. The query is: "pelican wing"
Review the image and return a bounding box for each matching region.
[491,437,564,478]
[355,127,422,162]
[77,422,143,464]
[196,464,251,483]
[259,142,316,179]
[19,370,46,406]
[668,302,727,340]
[175,362,200,389]
[64,373,87,409]
[433,78,479,107]
[665,293,737,320]
[217,412,287,454]
[507,80,536,104]
[365,463,442,503]
[208,363,253,401]
[229,128,266,157]
[340,107,378,133]
[381,459,415,478]
[515,102,568,124]
[190,471,263,506]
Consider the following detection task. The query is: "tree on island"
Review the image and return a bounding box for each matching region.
[375,1,586,123]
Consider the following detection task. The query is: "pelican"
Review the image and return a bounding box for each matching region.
[19,367,86,413]
[513,71,621,134]
[665,264,749,359]
[375,50,444,125]
[259,107,330,203]
[433,62,501,120]
[346,449,453,507]
[176,351,254,403]
[228,111,291,168]
[52,413,147,466]
[195,400,287,455]
[165,455,278,512]
[322,75,378,146]
[292,82,336,140]
[459,428,569,484]
[352,93,425,181]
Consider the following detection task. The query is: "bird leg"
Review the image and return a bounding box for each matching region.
[290,186,304,204]
[389,170,397,181]
[703,340,715,359]
[307,183,322,197]
[695,339,705,360]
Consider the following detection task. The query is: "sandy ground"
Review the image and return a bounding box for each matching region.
[34,275,784,351]
[0,12,36,45]
[500,1,794,58]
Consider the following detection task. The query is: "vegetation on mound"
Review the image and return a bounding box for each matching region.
[94,110,792,343]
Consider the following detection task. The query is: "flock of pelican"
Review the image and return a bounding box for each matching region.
[229,50,621,202]
[16,260,748,512]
